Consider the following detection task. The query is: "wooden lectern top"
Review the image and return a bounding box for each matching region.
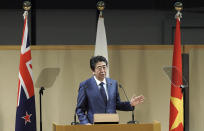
[94,113,119,124]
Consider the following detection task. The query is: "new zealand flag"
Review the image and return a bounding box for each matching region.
[15,11,36,131]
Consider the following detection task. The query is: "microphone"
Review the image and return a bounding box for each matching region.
[119,84,139,124]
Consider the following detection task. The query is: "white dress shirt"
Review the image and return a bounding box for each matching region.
[94,76,109,100]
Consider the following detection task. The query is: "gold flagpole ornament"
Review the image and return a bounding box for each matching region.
[23,1,31,16]
[174,2,183,20]
[97,1,105,17]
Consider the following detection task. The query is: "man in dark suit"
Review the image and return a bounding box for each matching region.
[76,56,144,124]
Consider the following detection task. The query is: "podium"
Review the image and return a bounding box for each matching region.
[53,121,161,131]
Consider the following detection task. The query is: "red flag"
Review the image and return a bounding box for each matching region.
[169,18,184,131]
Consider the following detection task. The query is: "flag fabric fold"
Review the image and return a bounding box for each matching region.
[15,12,37,131]
[169,18,184,131]
[94,15,109,77]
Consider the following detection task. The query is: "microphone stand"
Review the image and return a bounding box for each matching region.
[127,111,139,124]
[39,87,45,131]
[71,109,80,125]
[119,84,139,124]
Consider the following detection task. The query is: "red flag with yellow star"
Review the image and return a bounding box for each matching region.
[169,18,184,131]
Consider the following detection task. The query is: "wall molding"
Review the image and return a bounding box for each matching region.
[0,45,204,52]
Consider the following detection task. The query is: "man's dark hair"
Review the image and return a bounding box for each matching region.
[90,56,108,71]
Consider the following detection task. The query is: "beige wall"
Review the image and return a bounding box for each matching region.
[0,46,203,131]
[189,49,204,130]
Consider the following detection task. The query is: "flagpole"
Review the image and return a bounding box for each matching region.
[39,87,45,131]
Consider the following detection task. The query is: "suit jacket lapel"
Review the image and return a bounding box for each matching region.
[106,78,112,104]
[89,76,106,105]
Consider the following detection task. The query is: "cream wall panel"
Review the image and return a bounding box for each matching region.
[189,49,204,131]
[0,50,19,131]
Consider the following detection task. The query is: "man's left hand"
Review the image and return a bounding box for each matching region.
[130,95,144,106]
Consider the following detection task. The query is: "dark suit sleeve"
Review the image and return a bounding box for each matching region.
[115,82,134,111]
[76,82,89,124]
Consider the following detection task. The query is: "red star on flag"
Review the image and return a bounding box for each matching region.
[21,112,32,125]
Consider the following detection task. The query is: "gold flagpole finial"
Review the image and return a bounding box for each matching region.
[174,2,183,19]
[23,1,31,17]
[97,1,105,17]
[23,1,31,11]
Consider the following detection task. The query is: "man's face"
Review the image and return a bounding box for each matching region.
[93,61,107,81]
